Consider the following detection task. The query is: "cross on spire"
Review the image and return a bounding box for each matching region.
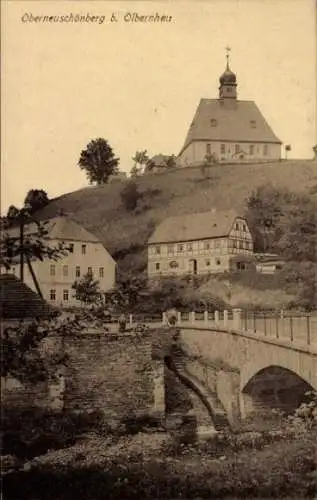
[225,46,231,68]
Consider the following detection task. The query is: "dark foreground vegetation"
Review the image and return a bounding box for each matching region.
[3,432,317,499]
[2,396,317,499]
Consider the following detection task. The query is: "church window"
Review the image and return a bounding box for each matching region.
[249,145,254,155]
[204,241,210,250]
[250,120,256,128]
[187,243,193,251]
[235,144,240,154]
[155,246,161,254]
[216,258,221,265]
[243,224,247,232]
[210,119,217,127]
[263,144,268,156]
[167,244,174,254]
[235,222,239,230]
[206,143,211,154]
[177,244,184,252]
[155,263,160,271]
[220,144,225,154]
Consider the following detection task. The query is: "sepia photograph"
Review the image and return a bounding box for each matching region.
[1,0,317,498]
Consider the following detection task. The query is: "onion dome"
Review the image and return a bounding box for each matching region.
[219,62,237,85]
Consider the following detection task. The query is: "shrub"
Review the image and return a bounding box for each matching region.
[1,407,110,459]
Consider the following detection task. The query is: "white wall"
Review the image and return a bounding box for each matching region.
[179,141,281,166]
[9,239,116,307]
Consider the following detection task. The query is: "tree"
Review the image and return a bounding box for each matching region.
[131,150,149,177]
[6,205,20,224]
[245,184,285,252]
[0,219,69,272]
[165,155,177,169]
[245,184,317,261]
[24,189,49,214]
[108,272,147,313]
[78,138,119,185]
[120,180,143,211]
[72,273,102,305]
[285,144,291,160]
[313,144,317,160]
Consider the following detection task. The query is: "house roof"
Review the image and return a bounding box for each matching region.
[0,274,57,320]
[148,210,245,244]
[6,216,100,243]
[180,99,281,155]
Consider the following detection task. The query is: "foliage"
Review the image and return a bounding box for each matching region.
[280,261,317,310]
[78,138,119,185]
[245,184,317,261]
[120,414,161,435]
[284,391,317,435]
[107,272,148,312]
[313,144,317,159]
[72,273,102,305]
[0,219,70,271]
[24,189,50,214]
[2,407,110,459]
[6,205,20,222]
[131,150,150,177]
[120,180,143,211]
[5,431,316,499]
[1,313,93,383]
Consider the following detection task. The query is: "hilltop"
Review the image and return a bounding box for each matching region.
[37,160,317,271]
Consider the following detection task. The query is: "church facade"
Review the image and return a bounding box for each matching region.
[178,55,282,166]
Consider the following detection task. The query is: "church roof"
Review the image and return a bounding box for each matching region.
[180,99,281,155]
[0,274,57,320]
[148,209,245,244]
[6,216,100,243]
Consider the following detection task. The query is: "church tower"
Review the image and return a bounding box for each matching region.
[219,47,237,99]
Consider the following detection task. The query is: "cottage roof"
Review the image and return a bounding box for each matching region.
[6,216,99,243]
[148,210,245,244]
[180,99,281,155]
[0,274,57,320]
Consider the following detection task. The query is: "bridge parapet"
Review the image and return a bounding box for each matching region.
[173,309,316,349]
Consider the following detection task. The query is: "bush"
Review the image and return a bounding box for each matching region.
[2,407,110,459]
[120,413,161,435]
[3,432,317,499]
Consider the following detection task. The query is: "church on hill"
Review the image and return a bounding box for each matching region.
[178,50,282,166]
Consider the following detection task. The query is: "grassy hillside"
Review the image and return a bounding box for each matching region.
[38,160,317,269]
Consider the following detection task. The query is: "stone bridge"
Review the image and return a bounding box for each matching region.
[177,313,317,428]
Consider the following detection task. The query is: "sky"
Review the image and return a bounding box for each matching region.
[1,0,316,213]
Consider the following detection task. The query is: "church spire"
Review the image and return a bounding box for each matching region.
[219,46,237,99]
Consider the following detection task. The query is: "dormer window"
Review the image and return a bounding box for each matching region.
[250,120,256,128]
[210,119,217,127]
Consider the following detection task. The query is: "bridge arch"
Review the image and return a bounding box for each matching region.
[240,358,316,420]
[240,353,317,394]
